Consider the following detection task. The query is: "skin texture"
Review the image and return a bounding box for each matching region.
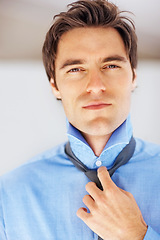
[50,27,147,238]
[51,27,137,156]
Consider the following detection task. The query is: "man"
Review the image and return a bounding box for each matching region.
[0,0,160,239]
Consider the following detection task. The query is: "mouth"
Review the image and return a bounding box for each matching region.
[82,102,112,110]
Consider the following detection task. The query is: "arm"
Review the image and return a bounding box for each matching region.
[77,166,148,240]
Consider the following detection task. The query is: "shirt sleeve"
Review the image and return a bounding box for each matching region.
[144,226,160,240]
[0,181,7,240]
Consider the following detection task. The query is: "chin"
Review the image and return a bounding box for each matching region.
[82,118,115,136]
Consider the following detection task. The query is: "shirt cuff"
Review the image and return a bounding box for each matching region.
[144,226,160,240]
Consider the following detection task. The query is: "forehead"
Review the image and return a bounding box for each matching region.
[56,27,127,63]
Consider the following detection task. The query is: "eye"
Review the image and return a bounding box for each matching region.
[108,65,118,69]
[67,68,82,73]
[103,64,119,69]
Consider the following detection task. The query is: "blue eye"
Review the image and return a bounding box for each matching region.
[107,65,119,69]
[102,64,120,70]
[109,65,116,68]
[68,68,81,73]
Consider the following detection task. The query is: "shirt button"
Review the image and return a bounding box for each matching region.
[96,160,102,167]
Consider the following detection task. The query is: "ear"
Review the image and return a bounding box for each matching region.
[50,78,62,100]
[131,69,137,92]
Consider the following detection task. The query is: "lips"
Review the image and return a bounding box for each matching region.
[82,102,112,110]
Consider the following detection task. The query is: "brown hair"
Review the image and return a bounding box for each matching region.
[42,0,137,84]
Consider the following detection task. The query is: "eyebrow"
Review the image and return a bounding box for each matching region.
[102,55,128,63]
[59,55,127,70]
[59,59,85,70]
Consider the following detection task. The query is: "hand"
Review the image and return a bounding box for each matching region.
[77,166,147,240]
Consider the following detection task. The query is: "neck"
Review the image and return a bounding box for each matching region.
[82,133,112,156]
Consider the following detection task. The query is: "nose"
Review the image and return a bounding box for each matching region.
[86,70,106,94]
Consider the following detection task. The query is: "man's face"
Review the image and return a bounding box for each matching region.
[51,27,136,140]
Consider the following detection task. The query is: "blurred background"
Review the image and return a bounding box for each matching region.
[0,0,160,175]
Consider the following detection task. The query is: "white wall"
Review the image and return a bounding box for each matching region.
[131,61,160,142]
[0,60,160,175]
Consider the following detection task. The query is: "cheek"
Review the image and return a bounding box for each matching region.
[113,83,133,106]
[60,89,75,114]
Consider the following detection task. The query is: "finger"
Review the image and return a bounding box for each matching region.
[97,166,116,191]
[76,207,89,221]
[85,181,102,201]
[83,194,95,212]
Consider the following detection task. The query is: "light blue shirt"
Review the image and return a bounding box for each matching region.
[0,115,160,239]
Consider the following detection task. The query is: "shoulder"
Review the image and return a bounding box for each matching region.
[133,137,160,164]
[0,141,70,234]
[0,142,68,188]
[135,138,160,155]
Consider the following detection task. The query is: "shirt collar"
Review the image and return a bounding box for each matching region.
[67,114,133,170]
